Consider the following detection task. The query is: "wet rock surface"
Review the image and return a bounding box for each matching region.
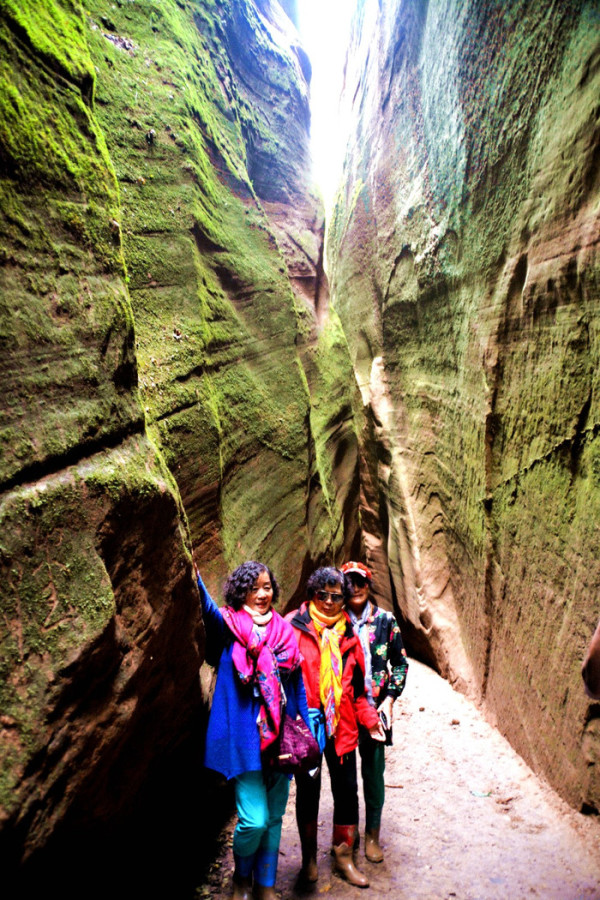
[203,661,600,900]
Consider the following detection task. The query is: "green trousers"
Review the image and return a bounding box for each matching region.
[358,736,385,830]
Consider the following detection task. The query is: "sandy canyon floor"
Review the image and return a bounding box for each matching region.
[199,659,600,900]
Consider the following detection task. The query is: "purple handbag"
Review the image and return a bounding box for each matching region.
[270,714,321,774]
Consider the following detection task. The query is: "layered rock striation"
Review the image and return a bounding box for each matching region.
[0,0,358,884]
[84,0,358,597]
[4,0,599,880]
[328,0,600,810]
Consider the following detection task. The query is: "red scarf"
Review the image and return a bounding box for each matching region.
[222,607,302,750]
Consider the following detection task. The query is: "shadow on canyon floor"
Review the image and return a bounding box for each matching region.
[200,660,600,900]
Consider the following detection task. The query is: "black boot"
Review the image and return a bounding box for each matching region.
[299,820,318,883]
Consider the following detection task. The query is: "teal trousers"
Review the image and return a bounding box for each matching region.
[233,770,290,886]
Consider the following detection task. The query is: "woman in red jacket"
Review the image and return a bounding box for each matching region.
[287,566,384,888]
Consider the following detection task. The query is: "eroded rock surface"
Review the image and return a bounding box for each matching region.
[4,0,600,886]
[0,0,356,885]
[83,0,357,596]
[328,0,600,810]
[0,0,207,883]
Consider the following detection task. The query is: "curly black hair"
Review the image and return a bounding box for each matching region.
[223,561,280,610]
[306,566,351,601]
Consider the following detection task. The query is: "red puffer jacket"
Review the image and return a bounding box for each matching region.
[286,603,379,757]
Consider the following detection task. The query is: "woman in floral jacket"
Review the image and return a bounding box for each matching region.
[341,561,409,864]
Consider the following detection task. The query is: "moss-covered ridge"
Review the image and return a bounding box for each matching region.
[81,0,355,588]
[0,0,202,868]
[0,0,360,873]
[0,0,143,489]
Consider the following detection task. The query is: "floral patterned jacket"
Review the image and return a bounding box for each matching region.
[363,604,408,705]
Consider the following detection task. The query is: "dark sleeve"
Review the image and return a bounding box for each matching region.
[197,573,227,666]
[351,647,379,728]
[351,648,367,697]
[387,614,409,698]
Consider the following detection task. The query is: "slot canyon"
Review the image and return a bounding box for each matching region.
[1,0,600,894]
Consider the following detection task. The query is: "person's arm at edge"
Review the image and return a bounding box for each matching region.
[195,565,226,664]
[387,614,409,698]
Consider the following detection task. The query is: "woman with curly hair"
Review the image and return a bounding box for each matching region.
[286,566,384,888]
[341,560,409,864]
[197,561,309,900]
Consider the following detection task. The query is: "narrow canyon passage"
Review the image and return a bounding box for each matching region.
[2,0,600,887]
[202,661,600,900]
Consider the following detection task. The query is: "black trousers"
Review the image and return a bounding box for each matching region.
[295,736,359,826]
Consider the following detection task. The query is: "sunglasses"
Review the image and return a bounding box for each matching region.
[349,574,367,588]
[315,589,344,604]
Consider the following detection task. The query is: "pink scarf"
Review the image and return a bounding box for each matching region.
[221,606,302,750]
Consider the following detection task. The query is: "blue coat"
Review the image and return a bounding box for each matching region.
[198,577,309,780]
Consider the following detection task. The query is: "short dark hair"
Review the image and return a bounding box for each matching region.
[224,561,280,610]
[306,566,351,601]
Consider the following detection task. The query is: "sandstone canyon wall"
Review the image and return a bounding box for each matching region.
[3,0,600,884]
[0,0,358,886]
[328,0,600,811]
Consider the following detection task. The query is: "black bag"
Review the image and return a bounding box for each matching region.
[269,714,321,775]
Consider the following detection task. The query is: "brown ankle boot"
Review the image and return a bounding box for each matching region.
[331,825,369,887]
[364,827,384,863]
[298,820,318,883]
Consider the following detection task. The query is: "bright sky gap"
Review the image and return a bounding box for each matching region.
[296,0,356,213]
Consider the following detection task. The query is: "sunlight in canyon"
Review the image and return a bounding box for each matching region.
[296,0,355,211]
